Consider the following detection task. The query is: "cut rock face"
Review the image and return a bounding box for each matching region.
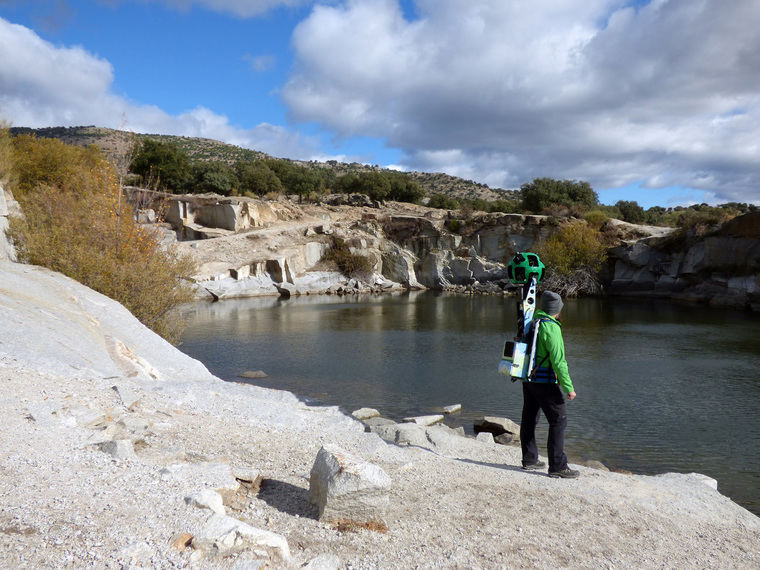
[309,444,391,524]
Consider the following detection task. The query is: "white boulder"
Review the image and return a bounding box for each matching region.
[402,414,444,426]
[185,489,226,515]
[193,514,290,560]
[309,444,391,523]
[351,408,381,420]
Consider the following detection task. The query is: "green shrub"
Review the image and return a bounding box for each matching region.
[584,210,609,229]
[322,237,372,278]
[8,135,196,343]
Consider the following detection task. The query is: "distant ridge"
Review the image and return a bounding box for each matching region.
[9,125,518,202]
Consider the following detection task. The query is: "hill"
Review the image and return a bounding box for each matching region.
[9,126,517,202]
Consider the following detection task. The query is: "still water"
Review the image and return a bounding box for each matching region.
[179,292,760,515]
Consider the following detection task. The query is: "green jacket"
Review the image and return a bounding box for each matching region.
[532,310,574,394]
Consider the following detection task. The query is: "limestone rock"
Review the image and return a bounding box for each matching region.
[494,433,519,446]
[474,416,520,437]
[442,404,462,414]
[239,370,269,379]
[309,444,391,523]
[95,439,135,459]
[585,460,610,472]
[352,407,381,420]
[476,432,495,444]
[362,417,396,429]
[185,489,225,515]
[194,514,290,560]
[371,422,428,447]
[402,414,444,426]
[170,532,193,551]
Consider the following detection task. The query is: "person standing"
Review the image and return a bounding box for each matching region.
[520,290,579,478]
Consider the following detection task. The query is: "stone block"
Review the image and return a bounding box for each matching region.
[309,444,391,523]
[442,404,462,414]
[352,408,381,420]
[185,489,225,515]
[402,414,444,426]
[194,514,290,560]
[474,416,520,437]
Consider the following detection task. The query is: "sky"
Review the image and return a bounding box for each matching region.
[0,0,759,209]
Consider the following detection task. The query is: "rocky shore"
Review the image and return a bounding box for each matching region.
[1,261,759,568]
[123,188,760,312]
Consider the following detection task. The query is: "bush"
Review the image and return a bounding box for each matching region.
[520,178,598,213]
[536,220,608,296]
[8,135,196,343]
[584,210,609,229]
[322,236,372,278]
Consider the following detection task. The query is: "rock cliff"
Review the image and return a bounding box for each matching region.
[131,189,673,301]
[608,212,760,311]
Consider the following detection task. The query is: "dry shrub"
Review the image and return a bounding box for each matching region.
[331,519,388,534]
[0,122,14,189]
[584,209,609,229]
[322,236,372,278]
[536,220,608,296]
[8,135,195,343]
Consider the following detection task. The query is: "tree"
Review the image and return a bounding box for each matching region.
[235,160,283,196]
[615,200,646,224]
[265,159,324,197]
[191,161,236,196]
[335,171,391,200]
[129,139,191,192]
[520,178,598,213]
[387,172,424,203]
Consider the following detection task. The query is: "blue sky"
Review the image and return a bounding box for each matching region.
[1,0,759,208]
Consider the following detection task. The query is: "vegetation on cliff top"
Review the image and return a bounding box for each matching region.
[4,132,195,343]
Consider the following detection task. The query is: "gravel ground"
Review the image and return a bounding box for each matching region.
[1,261,759,569]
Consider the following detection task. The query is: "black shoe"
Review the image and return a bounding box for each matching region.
[548,468,580,479]
[522,461,546,471]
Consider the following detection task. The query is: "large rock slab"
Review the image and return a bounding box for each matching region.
[193,514,290,560]
[402,414,444,426]
[474,416,520,437]
[309,444,391,524]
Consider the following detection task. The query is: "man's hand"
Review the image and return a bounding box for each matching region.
[567,391,577,401]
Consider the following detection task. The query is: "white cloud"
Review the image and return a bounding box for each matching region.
[283,0,760,203]
[0,17,322,160]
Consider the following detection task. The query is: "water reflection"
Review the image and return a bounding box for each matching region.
[180,292,760,515]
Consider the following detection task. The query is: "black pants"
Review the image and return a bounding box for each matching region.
[520,382,568,472]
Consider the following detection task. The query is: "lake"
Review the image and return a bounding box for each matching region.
[179,292,760,516]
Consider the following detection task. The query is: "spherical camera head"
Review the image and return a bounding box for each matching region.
[507,252,545,285]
